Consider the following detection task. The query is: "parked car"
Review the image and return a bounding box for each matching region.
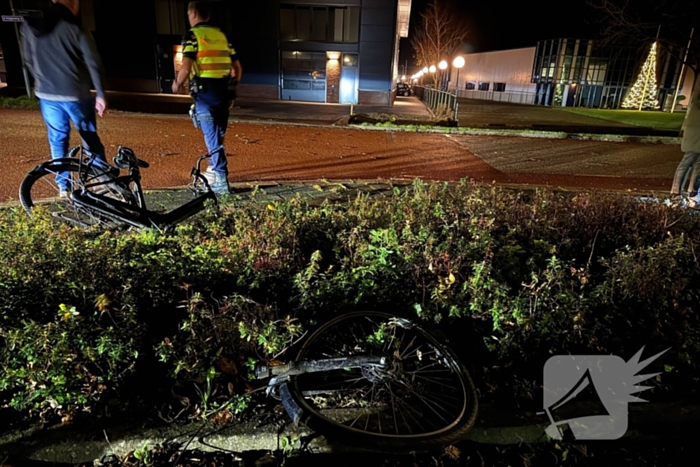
[397,83,411,96]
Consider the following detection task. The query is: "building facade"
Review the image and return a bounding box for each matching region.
[444,37,694,110]
[451,47,537,105]
[532,38,690,110]
[0,0,411,105]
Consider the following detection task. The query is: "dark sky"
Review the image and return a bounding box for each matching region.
[399,0,601,73]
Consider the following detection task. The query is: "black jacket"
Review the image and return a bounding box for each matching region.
[20,3,106,100]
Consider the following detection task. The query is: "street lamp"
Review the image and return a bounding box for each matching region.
[428,65,437,87]
[439,60,448,91]
[453,56,465,95]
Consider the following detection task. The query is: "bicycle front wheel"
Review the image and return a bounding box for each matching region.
[19,159,127,229]
[287,311,478,452]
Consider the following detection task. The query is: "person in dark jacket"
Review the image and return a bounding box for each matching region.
[20,0,113,195]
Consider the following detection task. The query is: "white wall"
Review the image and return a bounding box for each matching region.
[453,47,536,93]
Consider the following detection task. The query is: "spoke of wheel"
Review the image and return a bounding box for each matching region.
[389,385,433,433]
[400,342,437,362]
[396,379,457,424]
[376,388,382,435]
[410,359,450,375]
[407,373,464,392]
[387,382,407,435]
[398,335,420,361]
[345,384,376,431]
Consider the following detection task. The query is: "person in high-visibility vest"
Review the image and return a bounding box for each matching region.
[172,1,243,195]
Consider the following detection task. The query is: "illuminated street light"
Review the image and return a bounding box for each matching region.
[438,61,448,91]
[423,67,429,74]
[429,65,436,73]
[452,56,465,95]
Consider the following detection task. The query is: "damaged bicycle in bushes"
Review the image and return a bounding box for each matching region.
[246,310,479,453]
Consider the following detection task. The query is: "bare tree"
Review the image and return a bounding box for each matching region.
[587,0,700,73]
[409,0,469,87]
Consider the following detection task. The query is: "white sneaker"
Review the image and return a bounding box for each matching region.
[204,168,230,195]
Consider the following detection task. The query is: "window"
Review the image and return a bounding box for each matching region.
[466,82,476,90]
[280,4,359,43]
[478,82,490,91]
[280,7,296,41]
[343,53,358,67]
[494,83,506,92]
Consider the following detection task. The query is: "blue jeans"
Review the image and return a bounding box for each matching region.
[671,152,700,196]
[194,91,230,176]
[39,98,110,190]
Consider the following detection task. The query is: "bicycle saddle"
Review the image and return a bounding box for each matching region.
[114,147,150,169]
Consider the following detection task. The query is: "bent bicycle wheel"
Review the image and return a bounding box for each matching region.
[287,311,478,452]
[19,159,129,229]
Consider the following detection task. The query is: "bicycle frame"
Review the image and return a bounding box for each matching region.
[69,148,219,232]
[255,355,387,425]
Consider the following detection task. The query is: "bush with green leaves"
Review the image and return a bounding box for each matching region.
[1,180,699,426]
[0,95,41,110]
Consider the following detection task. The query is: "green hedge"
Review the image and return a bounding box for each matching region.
[1,181,699,427]
[0,96,40,110]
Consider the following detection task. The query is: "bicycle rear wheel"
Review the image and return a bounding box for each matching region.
[287,311,478,452]
[19,159,129,229]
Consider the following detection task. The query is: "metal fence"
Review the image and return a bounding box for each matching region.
[413,86,459,123]
[454,89,537,105]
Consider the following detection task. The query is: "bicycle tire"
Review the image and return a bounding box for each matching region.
[287,311,478,453]
[19,159,131,229]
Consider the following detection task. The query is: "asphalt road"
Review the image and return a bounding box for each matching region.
[0,108,682,204]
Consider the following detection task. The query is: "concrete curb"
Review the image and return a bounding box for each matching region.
[1,401,697,463]
[225,115,681,145]
[0,179,676,212]
[347,122,681,144]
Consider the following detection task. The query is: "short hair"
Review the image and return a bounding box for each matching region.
[188,2,211,20]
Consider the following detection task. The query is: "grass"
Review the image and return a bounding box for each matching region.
[558,107,686,131]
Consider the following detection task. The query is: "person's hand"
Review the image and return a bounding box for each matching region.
[172,81,180,94]
[95,97,107,117]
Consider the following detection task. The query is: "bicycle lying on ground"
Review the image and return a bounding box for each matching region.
[250,310,478,453]
[19,145,220,232]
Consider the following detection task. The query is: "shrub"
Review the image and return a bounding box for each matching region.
[0,95,40,110]
[1,181,699,425]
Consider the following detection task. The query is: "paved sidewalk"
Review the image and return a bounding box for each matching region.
[102,91,432,125]
[2,399,698,463]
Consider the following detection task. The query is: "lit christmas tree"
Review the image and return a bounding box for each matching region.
[621,42,660,110]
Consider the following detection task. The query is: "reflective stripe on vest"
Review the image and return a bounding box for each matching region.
[191,25,232,79]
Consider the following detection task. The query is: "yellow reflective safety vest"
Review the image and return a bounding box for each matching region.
[183,24,233,79]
